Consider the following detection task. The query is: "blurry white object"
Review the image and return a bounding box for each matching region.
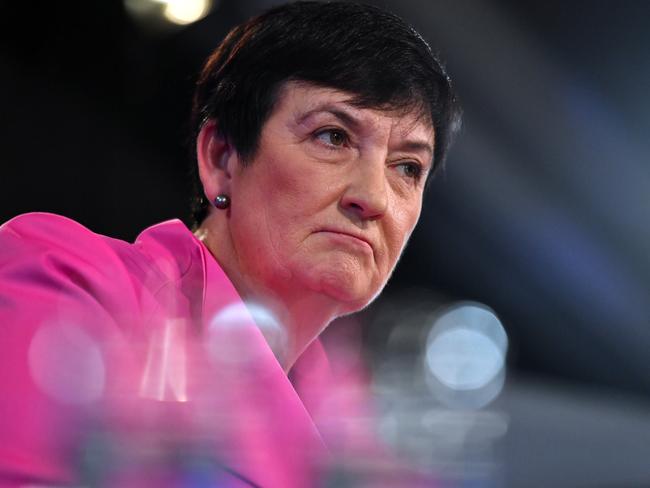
[425,302,508,408]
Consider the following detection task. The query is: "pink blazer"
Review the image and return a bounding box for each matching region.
[0,213,333,487]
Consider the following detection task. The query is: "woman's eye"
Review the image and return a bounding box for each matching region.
[396,162,423,181]
[314,128,348,147]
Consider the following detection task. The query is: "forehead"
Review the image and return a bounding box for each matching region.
[271,81,434,143]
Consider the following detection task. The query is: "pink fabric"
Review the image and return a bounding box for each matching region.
[0,213,330,487]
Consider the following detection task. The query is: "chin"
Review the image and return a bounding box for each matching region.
[313,270,380,313]
[291,254,384,312]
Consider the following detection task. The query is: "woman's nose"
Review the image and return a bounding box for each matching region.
[340,160,388,221]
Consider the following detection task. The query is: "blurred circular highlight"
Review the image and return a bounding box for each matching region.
[205,301,287,369]
[28,323,106,405]
[424,302,507,408]
[124,0,212,27]
[163,0,211,25]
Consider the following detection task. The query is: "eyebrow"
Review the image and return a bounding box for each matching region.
[397,140,434,158]
[297,103,435,157]
[296,103,362,131]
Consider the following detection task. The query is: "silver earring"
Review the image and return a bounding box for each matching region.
[214,194,230,209]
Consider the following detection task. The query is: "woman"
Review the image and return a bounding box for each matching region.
[0,1,460,486]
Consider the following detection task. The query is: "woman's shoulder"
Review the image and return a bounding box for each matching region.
[2,211,110,248]
[0,213,143,318]
[0,212,134,277]
[2,211,97,235]
[2,211,205,303]
[1,212,198,270]
[0,212,203,317]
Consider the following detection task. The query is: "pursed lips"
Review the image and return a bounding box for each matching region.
[315,228,374,254]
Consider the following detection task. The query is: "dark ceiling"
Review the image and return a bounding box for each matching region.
[1,0,649,400]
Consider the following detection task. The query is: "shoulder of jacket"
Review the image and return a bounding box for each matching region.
[1,212,135,267]
[0,213,147,312]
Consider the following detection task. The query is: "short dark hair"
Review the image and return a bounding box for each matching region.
[190,1,461,225]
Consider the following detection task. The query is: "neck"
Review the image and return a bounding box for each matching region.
[196,215,341,372]
[256,291,338,372]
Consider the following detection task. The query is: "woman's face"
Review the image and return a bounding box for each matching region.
[226,82,434,314]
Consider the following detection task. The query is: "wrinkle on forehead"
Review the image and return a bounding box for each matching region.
[278,80,433,129]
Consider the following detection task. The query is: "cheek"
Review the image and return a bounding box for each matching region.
[232,157,324,265]
[384,202,422,263]
[236,161,300,229]
[402,193,424,231]
[255,154,322,216]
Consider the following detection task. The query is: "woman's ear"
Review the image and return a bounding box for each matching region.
[196,119,234,202]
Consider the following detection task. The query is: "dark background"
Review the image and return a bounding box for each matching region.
[2,1,650,484]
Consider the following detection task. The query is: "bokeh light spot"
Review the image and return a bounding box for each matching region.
[163,0,211,25]
[124,0,212,26]
[206,301,287,368]
[28,323,106,405]
[424,302,508,408]
[426,327,503,390]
